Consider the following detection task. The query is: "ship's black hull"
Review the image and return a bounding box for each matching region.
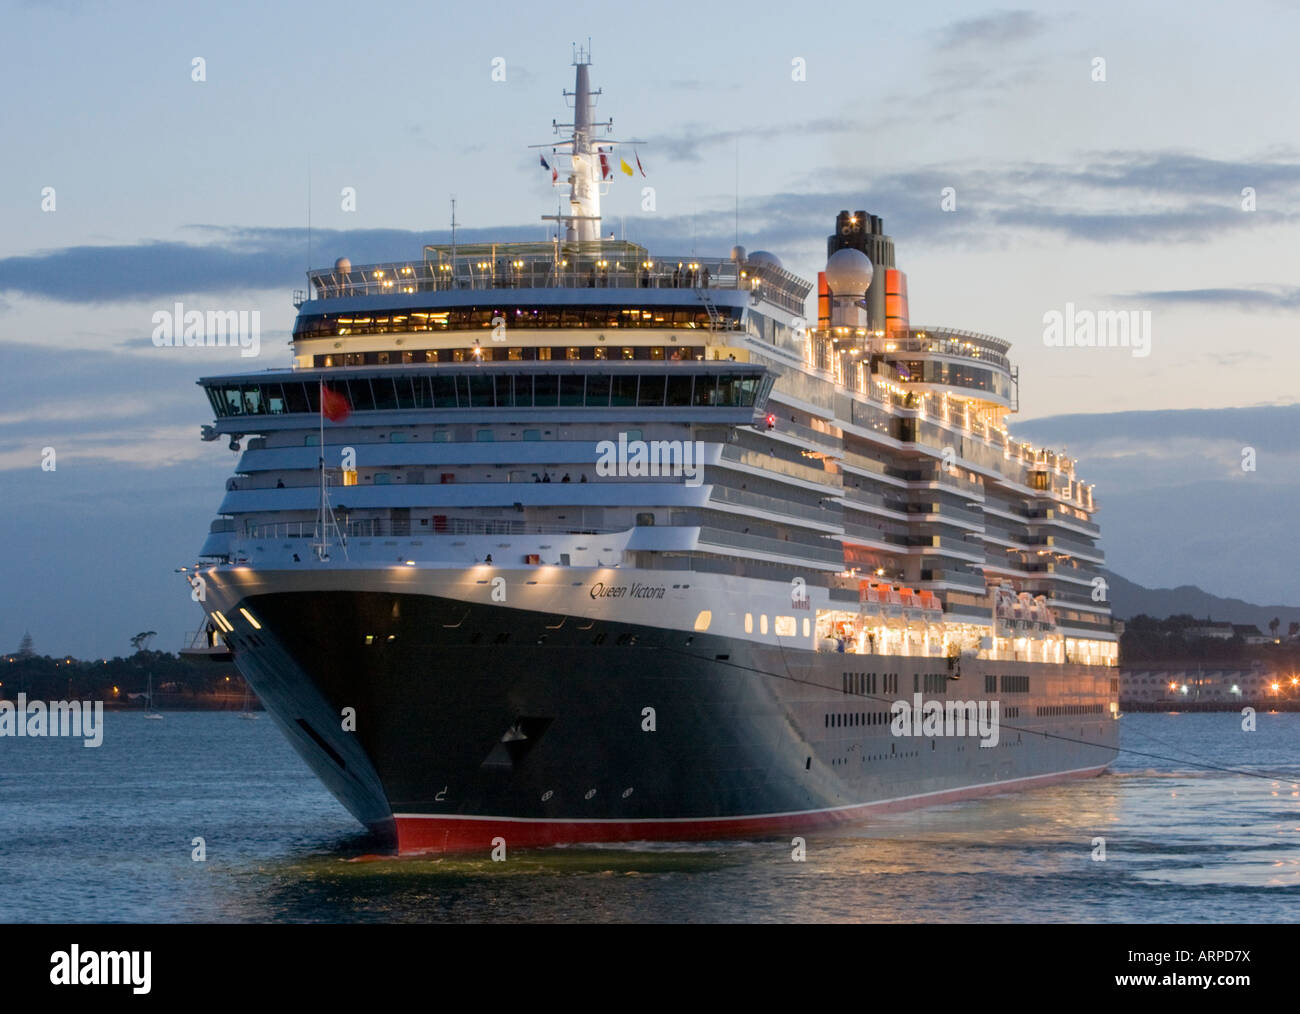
[224,590,1118,853]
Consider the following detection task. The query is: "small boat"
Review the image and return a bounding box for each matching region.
[237,682,259,720]
[143,672,164,720]
[237,676,257,717]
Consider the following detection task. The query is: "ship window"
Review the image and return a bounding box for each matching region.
[803,618,811,637]
[346,378,376,412]
[620,347,635,360]
[744,613,753,633]
[431,375,458,407]
[637,375,666,406]
[374,473,392,485]
[610,375,637,406]
[508,347,523,360]
[538,347,553,360]
[390,432,407,443]
[467,374,494,407]
[585,375,611,406]
[523,429,541,441]
[774,616,796,637]
[665,374,693,406]
[559,375,585,406]
[692,375,717,406]
[593,346,607,360]
[477,430,494,441]
[759,615,769,635]
[533,375,558,407]
[693,610,712,632]
[372,378,400,411]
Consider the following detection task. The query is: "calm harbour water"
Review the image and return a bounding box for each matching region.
[1,711,1296,922]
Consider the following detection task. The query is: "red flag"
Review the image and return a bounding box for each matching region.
[321,384,351,423]
[598,148,611,180]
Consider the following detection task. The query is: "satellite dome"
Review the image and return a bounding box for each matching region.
[824,247,873,295]
[747,250,783,270]
[334,257,352,273]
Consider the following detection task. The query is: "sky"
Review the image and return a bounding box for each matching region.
[1,0,1298,657]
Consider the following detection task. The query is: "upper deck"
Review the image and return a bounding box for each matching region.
[302,241,814,316]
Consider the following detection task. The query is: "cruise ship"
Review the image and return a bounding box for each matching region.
[188,51,1119,854]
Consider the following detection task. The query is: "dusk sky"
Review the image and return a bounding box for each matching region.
[2,0,1298,657]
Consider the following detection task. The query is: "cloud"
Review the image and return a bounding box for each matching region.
[0,342,232,474]
[934,10,1049,51]
[1014,402,1300,446]
[4,148,1300,309]
[1123,286,1300,312]
[0,224,540,305]
[648,117,866,162]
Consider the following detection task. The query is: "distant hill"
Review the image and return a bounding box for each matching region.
[1103,569,1300,630]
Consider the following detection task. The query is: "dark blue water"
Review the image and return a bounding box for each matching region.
[1,712,1295,922]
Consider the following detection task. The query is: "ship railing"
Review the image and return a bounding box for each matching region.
[242,520,623,539]
[305,253,809,313]
[707,484,832,521]
[840,487,907,514]
[767,415,842,447]
[696,525,844,565]
[814,331,1012,373]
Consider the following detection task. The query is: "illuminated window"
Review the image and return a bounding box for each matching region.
[760,615,769,635]
[774,616,796,637]
[744,613,753,633]
[694,611,712,632]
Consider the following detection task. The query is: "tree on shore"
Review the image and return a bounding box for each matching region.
[18,631,34,658]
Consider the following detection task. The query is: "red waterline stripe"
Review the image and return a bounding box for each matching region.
[391,764,1109,855]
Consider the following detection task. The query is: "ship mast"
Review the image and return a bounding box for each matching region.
[566,44,601,243]
[538,42,614,245]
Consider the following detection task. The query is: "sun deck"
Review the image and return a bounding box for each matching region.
[302,240,813,315]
